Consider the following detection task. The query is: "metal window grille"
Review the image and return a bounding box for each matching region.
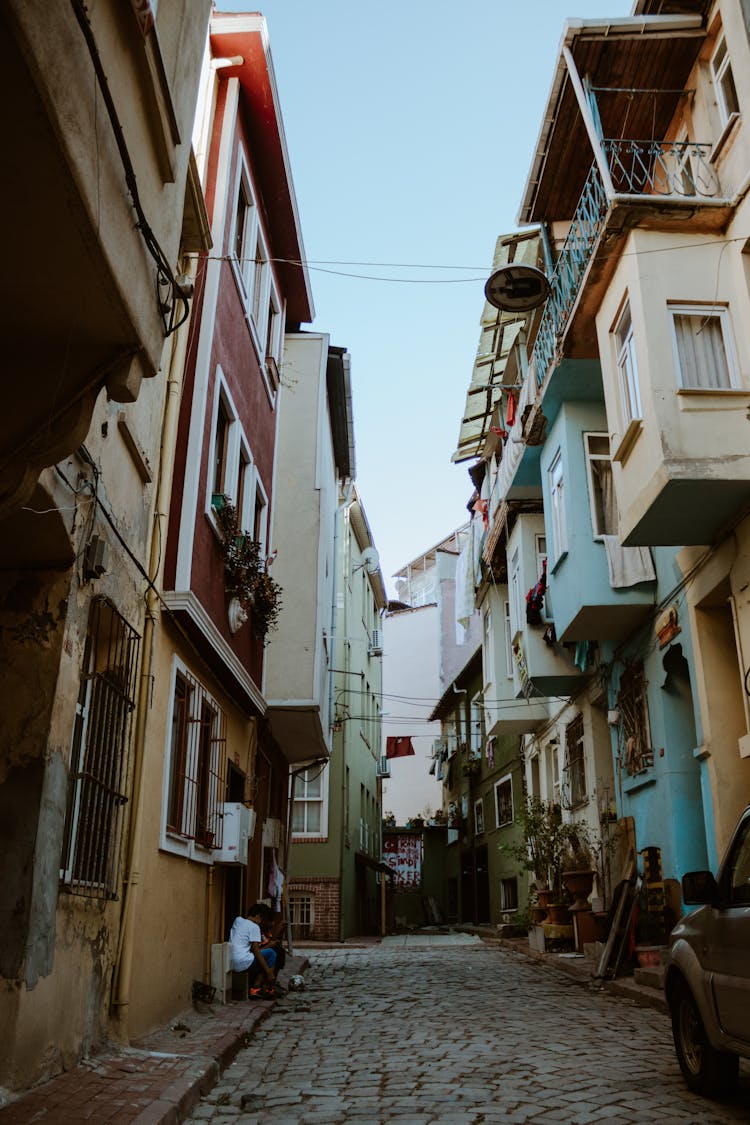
[61,598,140,899]
[495,778,513,827]
[618,662,653,775]
[167,667,226,847]
[563,714,587,808]
[289,894,313,938]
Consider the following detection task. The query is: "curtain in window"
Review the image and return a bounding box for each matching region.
[673,314,730,389]
[591,459,618,536]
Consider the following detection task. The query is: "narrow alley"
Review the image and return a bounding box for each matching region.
[187,940,750,1125]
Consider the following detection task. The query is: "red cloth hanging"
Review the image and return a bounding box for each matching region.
[473,498,489,529]
[506,390,518,427]
[385,736,415,759]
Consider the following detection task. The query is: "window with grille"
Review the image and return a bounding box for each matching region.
[500,877,518,911]
[289,894,313,938]
[60,598,140,899]
[495,775,514,828]
[165,664,226,850]
[618,662,653,775]
[563,714,587,808]
[669,304,739,391]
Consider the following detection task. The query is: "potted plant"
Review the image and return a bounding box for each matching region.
[383,811,396,828]
[214,500,282,638]
[561,823,596,911]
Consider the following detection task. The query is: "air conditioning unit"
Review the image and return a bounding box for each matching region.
[214,803,255,865]
[376,755,391,778]
[369,628,383,656]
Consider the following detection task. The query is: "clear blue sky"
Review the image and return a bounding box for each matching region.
[217,0,629,594]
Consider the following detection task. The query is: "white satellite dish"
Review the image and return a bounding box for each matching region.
[484,263,550,312]
[360,546,380,575]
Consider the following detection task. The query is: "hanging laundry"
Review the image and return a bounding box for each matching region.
[543,623,556,647]
[525,558,547,625]
[506,390,517,427]
[485,736,495,770]
[473,497,489,529]
[490,426,508,441]
[385,736,415,759]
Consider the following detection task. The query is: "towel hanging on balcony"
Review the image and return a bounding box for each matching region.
[601,535,656,588]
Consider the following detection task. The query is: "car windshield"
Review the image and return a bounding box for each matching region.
[728,818,750,906]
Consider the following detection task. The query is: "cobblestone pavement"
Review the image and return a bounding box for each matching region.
[187,943,750,1125]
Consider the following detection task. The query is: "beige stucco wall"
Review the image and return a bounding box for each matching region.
[265,333,331,708]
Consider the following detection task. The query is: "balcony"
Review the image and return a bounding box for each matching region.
[532,139,729,392]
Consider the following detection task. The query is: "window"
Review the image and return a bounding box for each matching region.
[482,608,494,693]
[563,714,587,808]
[474,798,485,836]
[212,397,231,499]
[289,893,313,939]
[614,301,642,424]
[232,176,255,294]
[164,663,226,852]
[504,599,513,680]
[549,451,567,561]
[208,371,268,543]
[727,819,750,907]
[229,150,284,385]
[509,548,523,638]
[469,694,483,758]
[711,35,739,130]
[585,433,618,538]
[61,598,140,898]
[292,765,326,836]
[500,877,518,911]
[495,774,514,827]
[618,661,653,775]
[669,304,739,391]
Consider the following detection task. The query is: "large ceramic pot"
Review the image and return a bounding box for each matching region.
[545,902,571,926]
[562,869,595,912]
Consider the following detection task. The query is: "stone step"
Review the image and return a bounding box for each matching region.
[633,964,665,990]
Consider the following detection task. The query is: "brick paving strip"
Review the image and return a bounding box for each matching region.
[0,957,308,1125]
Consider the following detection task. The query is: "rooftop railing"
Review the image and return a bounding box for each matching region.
[532,138,719,389]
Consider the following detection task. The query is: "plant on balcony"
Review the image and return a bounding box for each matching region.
[213,499,282,638]
[383,810,396,828]
[461,755,481,777]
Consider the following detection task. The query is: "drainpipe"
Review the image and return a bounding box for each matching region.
[204,863,214,984]
[338,499,353,944]
[112,256,196,1032]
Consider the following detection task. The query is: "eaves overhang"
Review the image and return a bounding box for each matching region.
[210,14,314,325]
[429,648,483,722]
[517,14,705,226]
[327,346,355,481]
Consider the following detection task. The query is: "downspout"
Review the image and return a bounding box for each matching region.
[112,256,196,1031]
[204,863,214,984]
[338,497,353,943]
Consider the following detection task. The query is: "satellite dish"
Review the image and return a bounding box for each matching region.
[484,264,550,312]
[360,547,380,575]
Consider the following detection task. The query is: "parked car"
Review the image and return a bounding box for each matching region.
[664,804,750,1097]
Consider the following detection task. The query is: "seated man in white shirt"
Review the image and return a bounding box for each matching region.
[230,903,277,998]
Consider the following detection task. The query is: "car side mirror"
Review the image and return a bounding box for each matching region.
[682,870,718,905]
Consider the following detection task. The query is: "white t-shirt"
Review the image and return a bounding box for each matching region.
[230,916,261,972]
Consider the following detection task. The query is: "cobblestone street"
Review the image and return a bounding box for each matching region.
[187,942,750,1124]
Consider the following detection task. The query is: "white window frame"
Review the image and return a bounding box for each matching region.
[229,151,258,301]
[509,548,523,639]
[494,773,514,828]
[474,798,485,836]
[669,303,740,391]
[584,432,617,540]
[614,301,642,425]
[504,598,514,680]
[160,658,224,865]
[291,763,329,839]
[711,34,740,130]
[482,607,494,695]
[548,451,567,563]
[207,367,266,540]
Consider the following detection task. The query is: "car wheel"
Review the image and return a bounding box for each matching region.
[670,982,739,1097]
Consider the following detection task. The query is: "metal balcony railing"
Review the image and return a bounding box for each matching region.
[603,138,719,199]
[532,139,719,389]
